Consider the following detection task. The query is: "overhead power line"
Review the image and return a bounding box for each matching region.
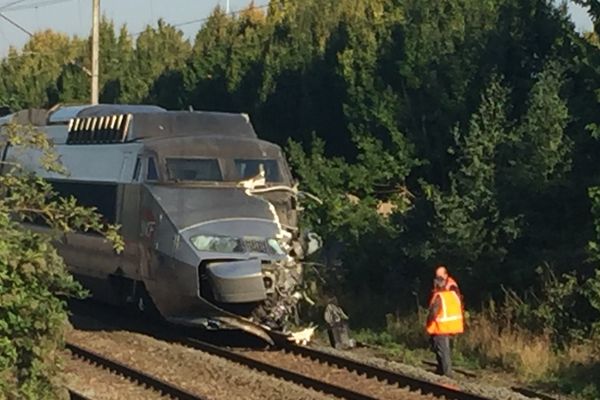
[0,12,32,36]
[1,2,272,58]
[0,0,70,39]
[131,3,270,37]
[2,0,73,13]
[0,0,28,12]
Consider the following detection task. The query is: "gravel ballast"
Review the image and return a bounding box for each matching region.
[64,356,168,400]
[240,349,440,400]
[66,329,333,400]
[312,345,544,400]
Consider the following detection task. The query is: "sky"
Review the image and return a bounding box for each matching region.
[0,0,594,57]
[0,0,269,56]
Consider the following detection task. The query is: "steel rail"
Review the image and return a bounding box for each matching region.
[66,342,206,400]
[65,301,532,400]
[279,339,558,400]
[511,386,560,400]
[68,388,94,400]
[182,337,379,400]
[271,334,493,400]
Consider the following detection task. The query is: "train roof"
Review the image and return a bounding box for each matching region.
[2,105,286,185]
[0,104,258,144]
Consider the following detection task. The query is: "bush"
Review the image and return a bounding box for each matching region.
[538,341,600,400]
[0,123,122,399]
[0,215,82,399]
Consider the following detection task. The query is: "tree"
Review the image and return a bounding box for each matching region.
[506,61,571,188]
[0,31,84,109]
[185,7,240,111]
[124,19,191,104]
[424,77,520,282]
[0,123,121,399]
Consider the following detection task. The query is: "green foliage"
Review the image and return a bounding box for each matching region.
[0,123,122,399]
[511,62,571,187]
[532,269,598,343]
[425,77,519,266]
[0,31,84,109]
[288,132,413,243]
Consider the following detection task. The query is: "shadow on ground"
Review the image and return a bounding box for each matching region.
[67,299,270,349]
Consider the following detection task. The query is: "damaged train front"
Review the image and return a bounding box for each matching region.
[151,179,321,339]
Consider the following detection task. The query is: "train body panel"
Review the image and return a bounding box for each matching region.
[2,105,313,340]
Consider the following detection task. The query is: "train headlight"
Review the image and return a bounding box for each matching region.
[190,234,286,256]
[190,235,241,253]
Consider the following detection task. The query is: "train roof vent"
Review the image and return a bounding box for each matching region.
[67,114,132,145]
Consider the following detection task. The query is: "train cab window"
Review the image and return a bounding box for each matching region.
[147,157,159,181]
[235,159,281,182]
[166,158,223,181]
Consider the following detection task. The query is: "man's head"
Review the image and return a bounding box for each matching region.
[435,265,448,280]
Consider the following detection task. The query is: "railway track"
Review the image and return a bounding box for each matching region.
[274,338,557,400]
[278,339,490,400]
[178,335,493,400]
[67,302,552,400]
[66,341,207,400]
[68,388,94,400]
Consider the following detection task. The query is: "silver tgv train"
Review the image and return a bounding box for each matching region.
[0,104,317,342]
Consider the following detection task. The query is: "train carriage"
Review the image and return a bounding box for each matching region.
[0,104,315,343]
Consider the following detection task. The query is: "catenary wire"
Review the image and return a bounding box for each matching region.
[1,0,73,13]
[0,0,28,12]
[1,2,271,58]
[0,12,32,36]
[130,3,270,37]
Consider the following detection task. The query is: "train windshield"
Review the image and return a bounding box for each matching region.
[235,159,281,182]
[166,158,223,181]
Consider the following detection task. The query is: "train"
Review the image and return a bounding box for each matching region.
[0,104,320,343]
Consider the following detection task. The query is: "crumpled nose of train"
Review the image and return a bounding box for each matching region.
[144,185,286,264]
[143,185,303,337]
[146,185,281,233]
[144,182,287,294]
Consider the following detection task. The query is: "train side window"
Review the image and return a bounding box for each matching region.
[147,157,158,181]
[133,157,141,181]
[49,180,118,225]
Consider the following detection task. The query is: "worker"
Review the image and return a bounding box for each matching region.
[435,265,460,293]
[426,276,464,376]
[324,297,355,349]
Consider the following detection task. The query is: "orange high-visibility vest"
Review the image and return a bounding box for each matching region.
[446,276,458,290]
[426,290,464,335]
[446,276,460,292]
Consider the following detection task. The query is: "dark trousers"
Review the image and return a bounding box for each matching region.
[430,335,452,376]
[327,321,351,349]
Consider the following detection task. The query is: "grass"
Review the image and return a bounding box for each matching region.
[350,311,600,399]
[456,313,555,379]
[538,343,600,400]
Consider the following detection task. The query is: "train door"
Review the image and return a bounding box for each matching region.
[118,152,144,279]
[138,154,163,280]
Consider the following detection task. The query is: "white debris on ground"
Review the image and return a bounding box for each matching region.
[288,326,317,346]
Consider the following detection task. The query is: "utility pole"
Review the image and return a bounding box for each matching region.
[91,0,100,105]
[226,0,230,14]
